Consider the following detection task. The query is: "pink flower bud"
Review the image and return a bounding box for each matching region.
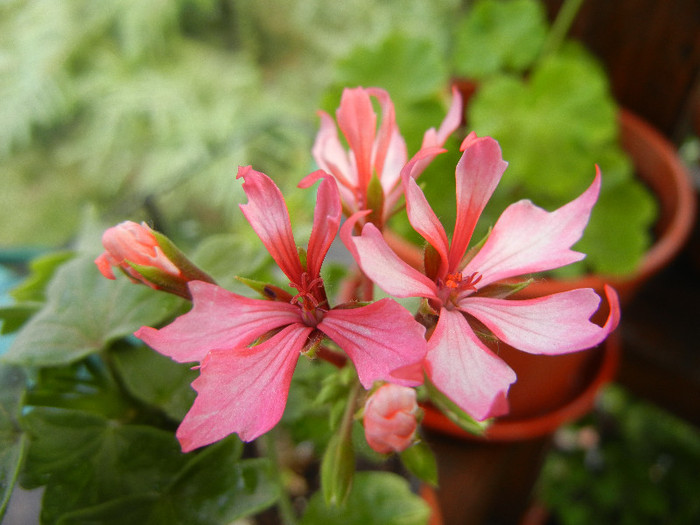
[95,221,182,288]
[363,384,418,454]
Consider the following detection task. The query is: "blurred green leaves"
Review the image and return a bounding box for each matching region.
[4,256,182,367]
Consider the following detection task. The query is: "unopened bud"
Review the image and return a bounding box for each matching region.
[363,384,418,454]
[95,221,213,298]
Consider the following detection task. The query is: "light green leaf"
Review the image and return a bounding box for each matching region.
[400,441,438,487]
[453,0,548,78]
[334,32,448,105]
[302,471,431,525]
[3,256,182,367]
[0,364,28,522]
[9,251,74,303]
[321,427,355,507]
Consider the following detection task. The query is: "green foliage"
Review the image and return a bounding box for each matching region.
[0,364,27,522]
[20,404,276,525]
[467,43,656,275]
[539,386,700,525]
[452,0,548,78]
[400,441,439,487]
[3,256,183,367]
[110,343,197,421]
[302,471,431,525]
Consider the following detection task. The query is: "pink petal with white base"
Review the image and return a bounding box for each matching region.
[176,324,313,450]
[448,136,508,272]
[312,112,354,189]
[425,308,516,421]
[135,281,301,363]
[237,166,303,283]
[319,298,427,388]
[300,172,342,279]
[460,286,620,355]
[462,169,602,287]
[341,214,438,299]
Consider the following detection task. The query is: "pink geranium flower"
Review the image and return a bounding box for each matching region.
[307,86,463,227]
[136,167,427,451]
[342,133,621,421]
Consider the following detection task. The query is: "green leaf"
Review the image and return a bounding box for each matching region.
[0,364,28,522]
[20,404,275,524]
[467,44,656,275]
[3,256,182,367]
[110,343,197,421]
[19,407,186,523]
[453,0,548,78]
[400,441,438,487]
[0,303,40,335]
[334,32,448,106]
[9,251,74,303]
[302,471,431,525]
[321,427,355,507]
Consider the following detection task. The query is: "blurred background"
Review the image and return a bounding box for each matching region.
[2,0,699,523]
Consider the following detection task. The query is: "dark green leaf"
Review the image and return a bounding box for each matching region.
[20,403,274,525]
[0,364,28,522]
[0,303,40,335]
[3,256,182,367]
[302,471,430,525]
[20,407,187,523]
[110,343,197,421]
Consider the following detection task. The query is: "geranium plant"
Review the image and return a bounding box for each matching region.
[1,86,619,524]
[323,0,658,277]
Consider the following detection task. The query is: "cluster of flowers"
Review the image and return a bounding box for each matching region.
[96,87,619,455]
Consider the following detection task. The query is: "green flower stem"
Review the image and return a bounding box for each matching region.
[539,0,585,61]
[264,430,298,525]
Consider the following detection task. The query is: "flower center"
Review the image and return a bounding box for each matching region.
[438,272,482,308]
[290,272,326,326]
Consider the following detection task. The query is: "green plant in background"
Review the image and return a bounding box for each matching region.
[1,0,461,250]
[323,0,657,277]
[539,385,700,524]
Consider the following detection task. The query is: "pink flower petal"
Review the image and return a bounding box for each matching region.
[425,308,516,421]
[340,213,439,299]
[460,286,620,355]
[402,172,450,278]
[366,87,406,192]
[237,166,303,283]
[336,87,377,193]
[299,172,342,279]
[448,136,508,273]
[311,111,355,189]
[135,281,301,363]
[176,324,313,450]
[463,169,602,286]
[319,298,428,389]
[421,85,464,148]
